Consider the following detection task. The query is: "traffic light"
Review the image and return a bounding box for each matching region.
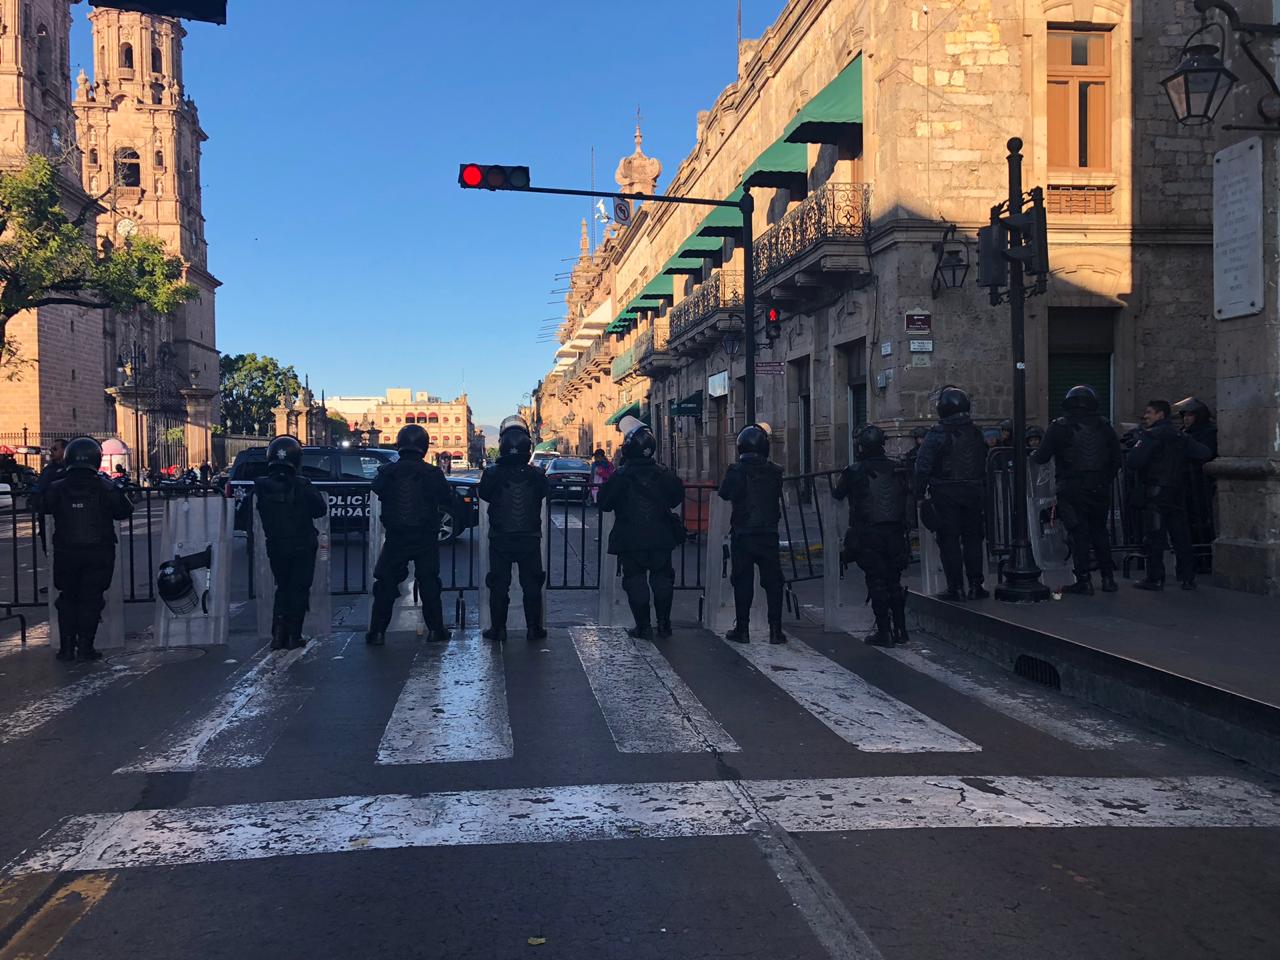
[458,164,532,191]
[765,305,783,342]
[976,220,1009,292]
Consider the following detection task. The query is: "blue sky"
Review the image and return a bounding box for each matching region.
[72,1,784,427]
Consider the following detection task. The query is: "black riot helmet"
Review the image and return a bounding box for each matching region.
[854,424,886,458]
[1172,396,1211,425]
[395,424,429,458]
[621,423,656,462]
[498,416,533,462]
[157,547,212,616]
[1063,384,1100,414]
[266,435,302,472]
[936,387,971,420]
[63,436,103,472]
[736,424,771,462]
[1025,424,1045,445]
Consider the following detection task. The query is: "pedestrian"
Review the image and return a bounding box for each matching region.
[718,424,786,644]
[365,424,457,647]
[1126,399,1212,591]
[41,438,133,661]
[32,438,67,506]
[199,460,213,484]
[1025,424,1044,451]
[915,386,989,601]
[997,419,1014,448]
[599,422,685,639]
[833,424,911,647]
[1033,385,1122,595]
[479,417,549,643]
[1173,396,1218,548]
[589,448,614,505]
[254,436,327,650]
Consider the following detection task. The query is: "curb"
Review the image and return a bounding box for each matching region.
[907,592,1280,775]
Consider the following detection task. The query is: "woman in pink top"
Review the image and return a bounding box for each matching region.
[590,448,614,504]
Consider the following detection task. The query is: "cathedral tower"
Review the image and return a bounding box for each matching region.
[0,0,79,168]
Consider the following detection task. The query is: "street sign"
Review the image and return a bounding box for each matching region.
[670,400,701,417]
[613,198,633,226]
[905,311,931,334]
[755,362,784,376]
[909,340,934,353]
[880,341,893,356]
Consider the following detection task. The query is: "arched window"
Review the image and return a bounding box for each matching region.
[154,150,164,168]
[151,84,163,105]
[151,46,163,74]
[404,415,416,424]
[36,24,51,80]
[455,416,462,423]
[88,148,99,167]
[116,149,141,188]
[120,43,134,71]
[427,413,439,423]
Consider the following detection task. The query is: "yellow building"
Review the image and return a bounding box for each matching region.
[327,390,474,462]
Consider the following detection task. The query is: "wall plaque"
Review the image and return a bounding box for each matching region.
[1213,137,1264,320]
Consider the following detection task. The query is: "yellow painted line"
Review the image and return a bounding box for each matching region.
[0,872,116,960]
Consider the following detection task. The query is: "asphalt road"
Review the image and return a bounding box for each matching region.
[1,523,1279,959]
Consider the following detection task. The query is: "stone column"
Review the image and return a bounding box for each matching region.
[180,387,217,469]
[272,400,292,439]
[106,385,155,477]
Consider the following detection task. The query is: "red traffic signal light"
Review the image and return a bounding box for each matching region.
[765,305,783,341]
[458,164,532,191]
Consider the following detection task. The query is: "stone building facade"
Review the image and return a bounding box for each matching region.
[537,0,1216,490]
[0,1,218,470]
[326,390,474,462]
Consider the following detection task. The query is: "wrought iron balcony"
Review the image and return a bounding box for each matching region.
[636,321,678,378]
[752,182,872,289]
[667,270,745,357]
[611,345,638,383]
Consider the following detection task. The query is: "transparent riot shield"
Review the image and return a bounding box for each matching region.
[819,483,849,633]
[704,496,769,635]
[155,496,233,648]
[366,492,384,594]
[597,511,628,627]
[477,498,548,631]
[1027,461,1075,590]
[46,522,128,651]
[254,514,332,642]
[918,502,948,596]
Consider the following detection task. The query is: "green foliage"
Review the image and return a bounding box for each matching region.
[219,353,302,436]
[163,426,187,446]
[328,411,353,442]
[0,154,198,359]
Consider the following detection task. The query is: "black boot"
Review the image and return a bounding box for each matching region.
[482,626,507,642]
[526,626,548,642]
[768,622,787,645]
[1100,571,1119,593]
[56,639,76,662]
[523,596,546,642]
[725,623,750,644]
[365,631,386,646]
[1063,574,1094,596]
[1133,579,1164,591]
[287,617,308,650]
[626,624,654,641]
[889,587,910,646]
[655,620,673,638]
[967,583,990,600]
[271,615,288,650]
[863,615,894,647]
[426,625,452,643]
[78,628,103,661]
[935,587,965,602]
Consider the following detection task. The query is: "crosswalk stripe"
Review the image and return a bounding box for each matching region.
[569,626,739,755]
[724,638,981,753]
[115,636,339,774]
[12,775,1279,876]
[377,632,513,764]
[0,660,162,745]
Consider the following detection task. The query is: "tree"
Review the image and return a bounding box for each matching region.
[219,353,301,436]
[328,411,353,443]
[0,154,196,363]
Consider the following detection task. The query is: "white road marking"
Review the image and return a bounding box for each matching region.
[551,514,585,529]
[875,644,1145,749]
[0,661,162,744]
[12,775,1280,876]
[377,632,513,764]
[569,626,739,755]
[724,638,980,753]
[115,637,338,773]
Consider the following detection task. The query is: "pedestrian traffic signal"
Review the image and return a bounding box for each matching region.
[976,221,1009,291]
[458,164,532,191]
[765,305,783,342]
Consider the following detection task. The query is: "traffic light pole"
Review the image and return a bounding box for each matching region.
[995,137,1050,604]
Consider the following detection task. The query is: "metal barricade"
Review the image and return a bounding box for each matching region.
[779,471,840,619]
[544,480,601,590]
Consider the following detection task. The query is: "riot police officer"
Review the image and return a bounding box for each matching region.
[718,424,786,644]
[1173,396,1218,548]
[255,435,327,649]
[1127,399,1211,590]
[599,421,685,639]
[366,424,457,646]
[479,417,549,643]
[1033,385,1122,595]
[834,425,911,646]
[915,386,988,601]
[41,438,133,661]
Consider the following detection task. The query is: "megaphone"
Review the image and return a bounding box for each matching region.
[157,546,213,616]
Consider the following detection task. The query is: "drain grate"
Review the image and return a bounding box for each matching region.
[1014,654,1061,690]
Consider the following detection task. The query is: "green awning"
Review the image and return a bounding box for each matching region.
[742,137,809,190]
[663,257,706,276]
[534,440,559,452]
[605,402,641,426]
[678,235,726,262]
[784,56,863,144]
[638,274,674,300]
[695,188,745,239]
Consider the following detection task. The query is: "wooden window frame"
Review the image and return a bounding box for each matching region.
[1047,25,1113,174]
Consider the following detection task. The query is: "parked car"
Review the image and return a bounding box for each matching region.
[545,457,593,502]
[531,451,558,473]
[226,446,479,542]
